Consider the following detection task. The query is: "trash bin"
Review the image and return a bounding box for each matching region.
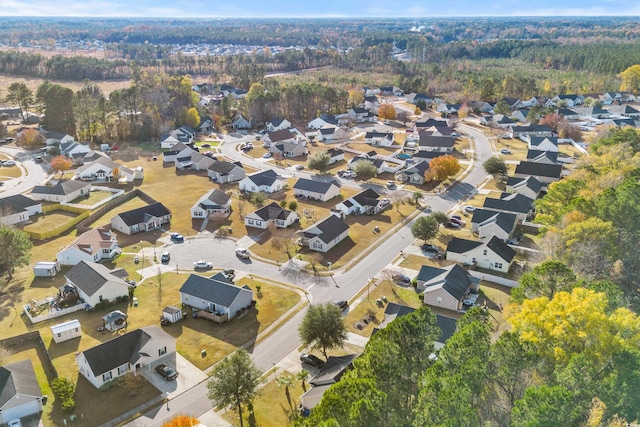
[201,349,207,357]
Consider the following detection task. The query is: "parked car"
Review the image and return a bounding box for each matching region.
[8,419,22,427]
[295,164,305,170]
[392,274,412,285]
[236,248,251,259]
[500,148,512,155]
[3,160,16,166]
[421,243,439,253]
[161,252,170,263]
[463,206,476,213]
[386,180,396,189]
[155,364,178,380]
[222,268,235,280]
[194,260,213,270]
[334,300,349,311]
[506,239,520,246]
[262,152,272,158]
[444,221,461,229]
[201,143,211,148]
[300,353,324,369]
[450,215,462,221]
[170,232,184,242]
[498,133,511,139]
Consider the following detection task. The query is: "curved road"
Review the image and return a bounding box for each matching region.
[0,145,49,196]
[127,123,494,426]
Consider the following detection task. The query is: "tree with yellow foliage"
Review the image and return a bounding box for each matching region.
[377,104,396,121]
[619,64,640,94]
[427,155,460,181]
[161,415,200,427]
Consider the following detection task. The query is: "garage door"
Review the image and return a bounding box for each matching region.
[1,400,41,423]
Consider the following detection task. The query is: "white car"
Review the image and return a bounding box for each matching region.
[262,152,272,159]
[8,420,22,427]
[194,260,213,269]
[236,248,251,259]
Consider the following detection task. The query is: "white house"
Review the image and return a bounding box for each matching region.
[40,129,74,146]
[207,160,246,183]
[239,170,283,194]
[325,148,345,164]
[297,214,350,253]
[417,134,454,152]
[30,180,91,203]
[160,127,195,149]
[51,319,82,343]
[179,273,254,321]
[57,227,120,266]
[348,156,386,175]
[528,136,559,152]
[334,188,386,216]
[470,209,518,241]
[110,202,172,235]
[397,160,430,185]
[64,261,130,308]
[365,131,394,147]
[514,161,563,185]
[482,192,536,221]
[270,141,307,158]
[307,114,339,129]
[0,360,44,424]
[293,178,341,202]
[76,326,175,389]
[162,143,196,164]
[74,157,143,183]
[0,194,43,226]
[231,114,251,130]
[505,176,544,200]
[263,129,297,147]
[446,236,516,273]
[416,264,480,311]
[244,202,298,229]
[191,189,231,219]
[347,107,375,123]
[266,118,292,132]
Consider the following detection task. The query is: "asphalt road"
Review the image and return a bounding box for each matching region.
[0,145,50,196]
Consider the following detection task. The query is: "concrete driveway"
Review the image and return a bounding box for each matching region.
[142,353,208,399]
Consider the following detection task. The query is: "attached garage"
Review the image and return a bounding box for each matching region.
[1,399,41,423]
[0,360,44,424]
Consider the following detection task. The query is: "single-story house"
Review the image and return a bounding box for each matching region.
[325,148,345,165]
[231,114,251,130]
[574,106,610,119]
[417,133,454,152]
[436,103,460,115]
[505,176,544,200]
[270,141,307,158]
[546,94,584,108]
[413,151,447,162]
[207,160,245,183]
[501,97,523,110]
[239,169,283,194]
[348,156,386,175]
[297,214,350,253]
[196,117,215,133]
[191,189,232,219]
[446,236,516,273]
[0,194,43,226]
[74,157,143,183]
[179,273,253,322]
[160,127,195,149]
[416,264,480,311]
[364,131,394,147]
[64,260,130,308]
[364,95,380,110]
[470,209,518,240]
[293,178,341,202]
[514,161,563,185]
[526,150,559,164]
[162,143,196,163]
[30,180,91,203]
[414,118,449,131]
[57,227,120,266]
[557,108,580,120]
[175,152,217,171]
[334,188,385,216]
[244,202,298,229]
[482,192,535,221]
[0,360,44,423]
[528,136,559,152]
[600,92,636,105]
[266,118,292,132]
[76,326,175,389]
[317,127,337,141]
[263,129,296,147]
[492,114,517,128]
[110,202,172,235]
[40,129,75,146]
[510,110,529,123]
[397,160,430,185]
[299,354,359,413]
[308,114,339,129]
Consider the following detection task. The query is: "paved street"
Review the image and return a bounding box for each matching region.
[0,145,50,196]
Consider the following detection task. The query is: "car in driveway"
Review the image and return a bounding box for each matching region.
[449,217,465,226]
[170,232,184,242]
[463,206,476,213]
[2,160,16,166]
[155,364,178,380]
[161,252,170,263]
[300,353,324,369]
[444,221,461,229]
[194,260,213,270]
[386,180,396,189]
[422,243,439,253]
[500,148,512,155]
[262,152,272,158]
[334,300,349,311]
[8,419,22,427]
[236,248,251,259]
[392,274,412,285]
[295,164,305,170]
[222,268,235,280]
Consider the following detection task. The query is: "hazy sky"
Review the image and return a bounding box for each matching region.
[2,0,640,17]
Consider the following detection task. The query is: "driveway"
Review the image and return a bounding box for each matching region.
[142,353,208,399]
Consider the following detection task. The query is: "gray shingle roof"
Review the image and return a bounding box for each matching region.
[515,161,563,178]
[0,359,42,406]
[471,209,518,233]
[525,150,558,163]
[246,169,279,187]
[417,133,454,148]
[303,215,349,244]
[179,274,252,307]
[208,160,242,175]
[417,264,472,300]
[415,118,448,128]
[65,260,129,297]
[293,178,339,194]
[251,202,294,221]
[267,129,295,143]
[483,192,534,214]
[0,194,41,216]
[351,188,380,207]
[486,236,516,263]
[114,203,171,227]
[506,176,544,194]
[446,237,483,254]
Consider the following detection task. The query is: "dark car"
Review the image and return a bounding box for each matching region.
[421,243,439,253]
[300,353,324,369]
[392,274,412,285]
[155,364,178,380]
[444,221,461,229]
[334,300,349,311]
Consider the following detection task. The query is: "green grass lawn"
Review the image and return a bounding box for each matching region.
[23,211,80,234]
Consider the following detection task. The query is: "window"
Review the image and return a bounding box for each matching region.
[57,333,61,338]
[102,372,112,382]
[436,297,443,305]
[495,262,503,269]
[483,249,487,256]
[159,347,167,356]
[117,365,130,375]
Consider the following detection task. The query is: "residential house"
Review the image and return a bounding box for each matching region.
[557,108,580,120]
[297,214,350,253]
[57,227,120,266]
[325,148,345,164]
[414,118,449,131]
[30,180,91,203]
[239,169,283,194]
[175,151,217,171]
[316,127,336,141]
[365,131,394,147]
[469,100,494,114]
[547,94,584,108]
[611,118,639,128]
[334,188,386,216]
[526,150,559,164]
[501,97,523,110]
[74,157,143,182]
[266,118,292,132]
[510,109,529,123]
[528,136,559,152]
[0,360,44,423]
[64,260,130,308]
[191,189,231,219]
[196,117,215,134]
[60,141,91,164]
[0,194,42,226]
[179,273,253,321]
[412,151,447,162]
[299,354,359,413]
[160,127,195,149]
[505,176,544,200]
[207,160,245,183]
[600,92,635,105]
[244,202,298,229]
[0,107,23,121]
[40,129,75,146]
[76,326,175,389]
[482,192,535,221]
[574,106,610,119]
[364,95,380,110]
[436,103,460,115]
[470,209,517,240]
[347,107,375,123]
[397,160,430,185]
[417,133,454,152]
[520,96,540,108]
[307,114,339,129]
[422,125,455,137]
[270,141,307,158]
[231,114,251,130]
[162,143,195,163]
[81,150,111,164]
[293,178,341,202]
[446,236,516,273]
[492,114,516,128]
[608,105,640,118]
[348,156,386,175]
[514,161,563,185]
[263,129,296,148]
[379,86,403,96]
[404,92,432,106]
[110,202,172,235]
[416,264,480,311]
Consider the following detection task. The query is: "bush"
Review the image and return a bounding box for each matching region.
[61,398,76,412]
[51,377,76,412]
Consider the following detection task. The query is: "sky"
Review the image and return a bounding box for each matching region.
[2,0,640,18]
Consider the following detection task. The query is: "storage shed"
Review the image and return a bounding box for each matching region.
[162,306,183,324]
[33,261,60,277]
[50,319,82,343]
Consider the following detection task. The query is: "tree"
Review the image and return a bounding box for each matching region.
[351,160,378,179]
[397,110,410,124]
[539,113,562,132]
[511,260,577,303]
[431,211,449,224]
[483,155,508,177]
[37,81,76,136]
[184,107,201,129]
[51,377,76,412]
[74,80,106,142]
[50,155,73,177]
[428,155,460,181]
[411,215,439,242]
[348,89,364,107]
[119,372,146,396]
[288,200,298,212]
[299,302,347,360]
[5,82,34,122]
[377,104,396,121]
[0,225,32,280]
[297,370,310,391]
[494,100,511,115]
[619,64,640,94]
[162,415,200,427]
[511,385,578,427]
[412,191,423,205]
[307,151,330,172]
[458,102,471,120]
[16,128,44,149]
[207,349,261,427]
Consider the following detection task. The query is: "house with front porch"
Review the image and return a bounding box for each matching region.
[293,178,341,202]
[239,170,283,194]
[191,189,231,219]
[266,118,292,132]
[297,214,350,253]
[76,326,175,389]
[74,157,143,182]
[57,227,120,266]
[179,273,253,322]
[364,131,394,147]
[334,188,385,216]
[244,202,298,229]
[270,141,307,158]
[446,236,516,273]
[263,129,296,148]
[110,202,171,235]
[397,160,430,185]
